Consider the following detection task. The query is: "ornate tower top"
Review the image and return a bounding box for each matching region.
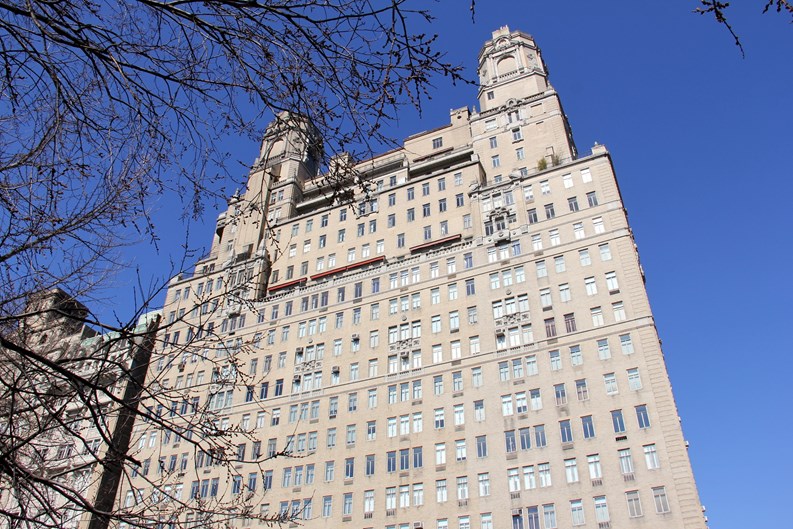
[477,26,549,112]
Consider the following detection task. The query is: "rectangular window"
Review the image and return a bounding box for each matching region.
[627,368,643,390]
[644,444,660,469]
[619,448,635,475]
[564,313,577,333]
[594,496,610,523]
[544,318,556,338]
[611,409,626,433]
[559,420,573,443]
[591,307,604,327]
[575,379,589,401]
[636,404,651,429]
[478,473,490,497]
[626,490,643,518]
[582,415,595,438]
[476,436,488,458]
[587,454,602,480]
[613,301,626,321]
[527,208,538,224]
[653,487,671,513]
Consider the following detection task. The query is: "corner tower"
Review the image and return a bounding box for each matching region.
[477,26,549,112]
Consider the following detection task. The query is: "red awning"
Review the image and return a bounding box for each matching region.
[409,234,462,253]
[267,277,307,293]
[346,255,385,271]
[310,266,347,281]
[310,256,385,281]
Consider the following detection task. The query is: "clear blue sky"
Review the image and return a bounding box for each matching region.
[100,2,792,527]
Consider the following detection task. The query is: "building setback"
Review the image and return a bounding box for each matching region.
[120,26,706,529]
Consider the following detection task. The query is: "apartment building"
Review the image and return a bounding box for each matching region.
[124,26,706,529]
[0,289,159,529]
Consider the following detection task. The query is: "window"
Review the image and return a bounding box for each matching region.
[469,335,480,355]
[472,368,483,387]
[456,476,469,501]
[592,216,605,234]
[476,436,488,458]
[597,338,611,360]
[552,255,565,274]
[568,196,579,212]
[626,490,643,518]
[605,271,619,292]
[448,283,459,301]
[564,458,579,483]
[644,444,660,469]
[611,409,626,433]
[564,313,577,333]
[538,463,552,488]
[453,404,465,426]
[489,136,498,148]
[536,260,547,278]
[432,137,443,149]
[620,334,634,354]
[433,443,447,466]
[544,203,555,219]
[434,408,445,429]
[491,155,500,168]
[586,191,599,207]
[582,415,595,439]
[603,374,618,397]
[550,351,562,371]
[527,208,538,224]
[544,318,556,338]
[653,487,671,513]
[569,345,582,366]
[477,473,490,497]
[397,233,405,247]
[619,448,635,475]
[587,454,602,479]
[584,277,598,296]
[530,388,542,410]
[579,249,591,266]
[591,307,604,327]
[575,379,589,401]
[560,420,573,443]
[570,499,585,526]
[436,479,448,502]
[559,284,571,303]
[613,301,626,321]
[636,404,651,429]
[594,496,610,523]
[627,368,643,390]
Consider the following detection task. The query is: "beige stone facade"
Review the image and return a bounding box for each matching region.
[122,27,706,529]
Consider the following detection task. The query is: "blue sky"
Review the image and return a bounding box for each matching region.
[99,2,791,526]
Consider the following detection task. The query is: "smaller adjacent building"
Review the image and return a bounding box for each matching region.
[0,289,159,529]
